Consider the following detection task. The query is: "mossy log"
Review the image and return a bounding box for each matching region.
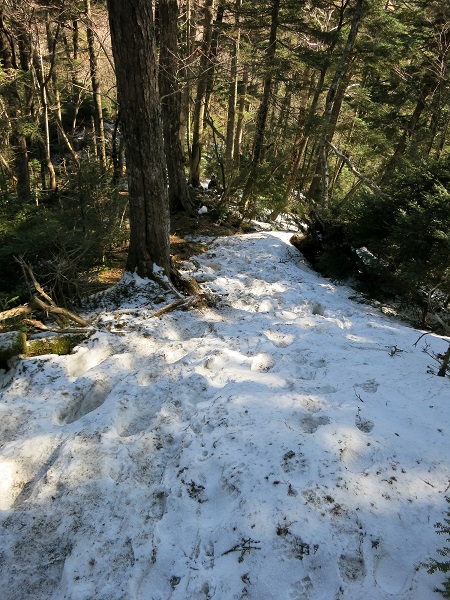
[0,331,90,361]
[0,331,27,360]
[25,333,90,357]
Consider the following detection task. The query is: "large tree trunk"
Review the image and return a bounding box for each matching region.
[159,0,195,215]
[107,0,171,278]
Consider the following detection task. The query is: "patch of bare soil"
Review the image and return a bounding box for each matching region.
[84,212,239,294]
[170,211,238,262]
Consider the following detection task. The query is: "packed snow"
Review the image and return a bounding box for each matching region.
[0,231,449,600]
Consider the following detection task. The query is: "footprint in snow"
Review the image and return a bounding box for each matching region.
[356,379,379,393]
[264,329,296,348]
[338,553,366,582]
[355,412,374,433]
[282,450,307,473]
[289,576,313,600]
[340,445,374,473]
[300,414,330,434]
[161,345,187,364]
[59,377,113,424]
[299,396,327,414]
[374,555,411,594]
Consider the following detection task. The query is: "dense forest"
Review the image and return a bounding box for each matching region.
[0,0,449,331]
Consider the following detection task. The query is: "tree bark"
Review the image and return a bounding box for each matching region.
[107,0,171,278]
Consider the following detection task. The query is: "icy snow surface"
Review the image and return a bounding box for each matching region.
[0,231,449,600]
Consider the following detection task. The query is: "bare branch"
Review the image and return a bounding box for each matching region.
[326,141,387,198]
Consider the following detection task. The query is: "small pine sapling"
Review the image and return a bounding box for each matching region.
[427,496,450,597]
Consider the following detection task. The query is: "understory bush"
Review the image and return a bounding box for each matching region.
[301,156,450,328]
[427,496,450,598]
[0,162,128,306]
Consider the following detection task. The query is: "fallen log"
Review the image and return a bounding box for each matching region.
[26,332,90,357]
[0,330,91,361]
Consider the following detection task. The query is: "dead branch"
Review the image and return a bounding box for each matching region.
[12,256,92,329]
[23,318,91,334]
[150,295,201,318]
[0,304,33,322]
[152,272,184,299]
[413,331,431,347]
[30,296,92,328]
[15,256,56,305]
[170,262,205,297]
[326,141,386,198]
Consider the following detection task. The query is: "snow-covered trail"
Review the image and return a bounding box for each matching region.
[0,232,448,600]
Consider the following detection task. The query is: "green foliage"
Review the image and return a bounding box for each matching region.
[0,293,20,311]
[303,156,450,326]
[345,159,450,297]
[426,497,450,598]
[0,161,128,306]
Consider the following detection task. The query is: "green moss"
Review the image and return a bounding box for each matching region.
[0,331,27,360]
[25,334,88,357]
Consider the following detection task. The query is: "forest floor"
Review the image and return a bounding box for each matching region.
[0,224,449,600]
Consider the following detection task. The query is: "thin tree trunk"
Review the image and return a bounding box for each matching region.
[307,0,365,206]
[203,0,225,121]
[33,42,57,192]
[159,0,195,215]
[189,0,214,187]
[273,67,313,218]
[233,65,248,170]
[240,0,280,213]
[0,6,14,69]
[179,0,196,155]
[379,80,433,184]
[224,0,241,175]
[2,11,31,201]
[84,0,107,171]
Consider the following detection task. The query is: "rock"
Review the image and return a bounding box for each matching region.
[0,331,27,361]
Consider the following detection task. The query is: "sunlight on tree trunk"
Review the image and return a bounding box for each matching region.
[107,0,170,278]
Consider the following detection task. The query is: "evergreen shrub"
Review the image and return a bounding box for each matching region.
[427,496,450,598]
[306,156,450,325]
[0,162,128,306]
